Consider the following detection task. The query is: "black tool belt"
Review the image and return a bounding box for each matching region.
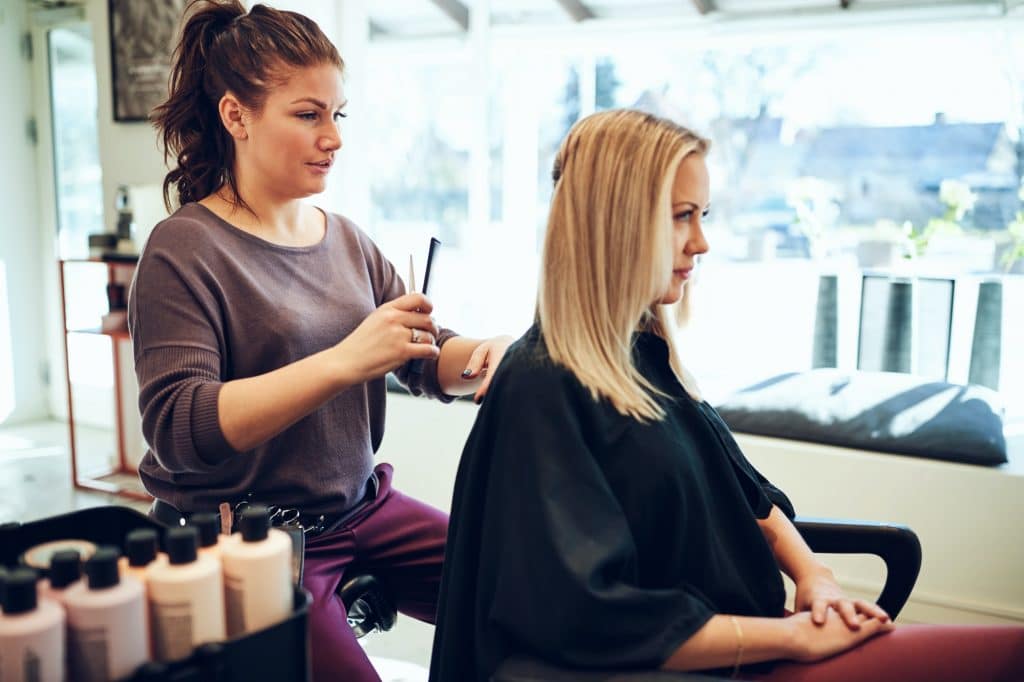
[150,471,381,539]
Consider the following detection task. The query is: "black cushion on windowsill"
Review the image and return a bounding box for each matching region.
[715,369,1007,467]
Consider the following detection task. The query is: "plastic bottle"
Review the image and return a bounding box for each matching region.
[145,526,225,662]
[188,512,224,560]
[63,546,148,681]
[219,505,292,637]
[0,568,65,682]
[119,528,166,584]
[119,528,164,660]
[38,548,83,610]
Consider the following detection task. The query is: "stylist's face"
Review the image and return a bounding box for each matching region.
[659,153,710,305]
[239,63,346,199]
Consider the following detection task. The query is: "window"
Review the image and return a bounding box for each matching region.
[49,24,116,429]
[362,17,1023,421]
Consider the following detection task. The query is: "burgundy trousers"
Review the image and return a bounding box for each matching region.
[302,463,447,682]
[744,622,1024,682]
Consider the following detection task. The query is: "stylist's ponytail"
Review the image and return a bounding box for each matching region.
[152,0,343,212]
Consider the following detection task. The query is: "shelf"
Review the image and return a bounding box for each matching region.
[58,257,146,504]
[61,254,139,265]
[67,327,130,341]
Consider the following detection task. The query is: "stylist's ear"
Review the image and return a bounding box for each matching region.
[219,93,248,141]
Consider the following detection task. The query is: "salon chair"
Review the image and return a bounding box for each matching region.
[339,516,920,682]
[492,516,920,681]
[338,574,398,638]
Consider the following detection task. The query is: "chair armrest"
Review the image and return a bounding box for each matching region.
[793,516,921,619]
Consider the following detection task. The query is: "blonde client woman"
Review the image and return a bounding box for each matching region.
[429,109,1024,682]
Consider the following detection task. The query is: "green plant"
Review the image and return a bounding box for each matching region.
[904,179,975,258]
[786,176,839,256]
[999,184,1024,272]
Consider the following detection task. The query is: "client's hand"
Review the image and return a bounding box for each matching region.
[787,611,894,663]
[462,335,515,403]
[795,567,890,629]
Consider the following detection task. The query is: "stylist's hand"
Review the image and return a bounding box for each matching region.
[462,335,515,403]
[334,293,439,385]
[795,567,890,630]
[787,611,894,663]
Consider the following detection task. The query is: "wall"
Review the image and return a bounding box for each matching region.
[86,0,168,237]
[377,393,1024,626]
[0,1,48,424]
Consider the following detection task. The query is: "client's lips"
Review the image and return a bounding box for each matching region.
[306,159,333,174]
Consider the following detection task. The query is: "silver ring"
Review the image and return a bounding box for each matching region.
[411,329,420,344]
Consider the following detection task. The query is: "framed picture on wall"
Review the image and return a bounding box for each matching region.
[108,0,185,122]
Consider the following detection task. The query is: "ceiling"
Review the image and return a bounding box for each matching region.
[367,0,1022,38]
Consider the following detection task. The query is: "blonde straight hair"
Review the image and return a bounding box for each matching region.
[538,109,710,422]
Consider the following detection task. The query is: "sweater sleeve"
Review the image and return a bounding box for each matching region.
[129,237,239,474]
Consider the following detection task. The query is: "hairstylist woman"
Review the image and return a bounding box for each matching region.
[131,2,511,680]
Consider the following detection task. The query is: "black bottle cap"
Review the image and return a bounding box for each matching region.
[85,547,121,590]
[125,528,158,567]
[166,526,199,565]
[2,568,39,614]
[239,505,270,542]
[189,513,220,549]
[48,549,82,589]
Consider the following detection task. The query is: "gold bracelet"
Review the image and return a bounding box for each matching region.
[729,615,744,679]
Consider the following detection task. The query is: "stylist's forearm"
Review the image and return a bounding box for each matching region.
[436,336,484,395]
[218,347,355,452]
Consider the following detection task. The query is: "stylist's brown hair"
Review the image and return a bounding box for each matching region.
[152,0,343,212]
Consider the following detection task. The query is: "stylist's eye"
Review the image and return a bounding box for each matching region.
[673,210,693,221]
[297,112,317,121]
[333,111,348,122]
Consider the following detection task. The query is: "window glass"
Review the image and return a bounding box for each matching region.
[364,22,1023,421]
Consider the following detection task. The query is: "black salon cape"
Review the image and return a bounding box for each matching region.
[429,327,795,682]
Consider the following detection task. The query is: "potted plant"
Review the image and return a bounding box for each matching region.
[995,184,1024,274]
[904,179,976,261]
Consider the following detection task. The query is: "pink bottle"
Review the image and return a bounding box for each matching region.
[0,568,65,682]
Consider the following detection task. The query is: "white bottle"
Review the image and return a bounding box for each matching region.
[118,529,164,660]
[119,528,166,585]
[145,526,225,662]
[63,546,149,682]
[188,512,224,560]
[219,505,292,637]
[38,549,82,607]
[0,568,65,682]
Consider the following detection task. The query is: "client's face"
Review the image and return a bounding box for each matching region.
[658,153,710,305]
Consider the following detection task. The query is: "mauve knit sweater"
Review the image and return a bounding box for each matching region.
[128,203,455,515]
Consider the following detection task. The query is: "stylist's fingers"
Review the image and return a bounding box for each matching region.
[461,342,490,380]
[474,347,509,403]
[387,292,434,315]
[405,337,440,359]
[393,310,439,338]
